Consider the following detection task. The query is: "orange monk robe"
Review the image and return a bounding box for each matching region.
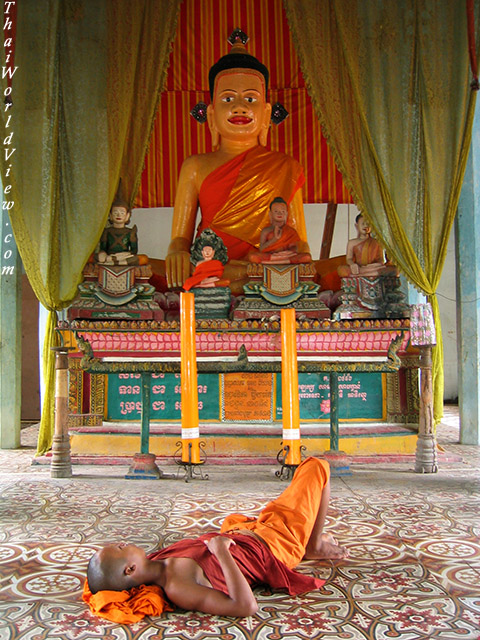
[221,457,330,569]
[353,236,384,267]
[82,457,329,623]
[82,581,172,624]
[182,259,225,291]
[197,146,305,260]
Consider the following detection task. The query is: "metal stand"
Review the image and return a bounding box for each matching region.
[50,347,74,478]
[174,441,209,482]
[275,444,306,480]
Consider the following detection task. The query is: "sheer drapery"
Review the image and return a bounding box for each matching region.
[284,0,480,421]
[0,1,181,454]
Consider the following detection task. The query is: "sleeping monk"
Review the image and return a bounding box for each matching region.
[84,457,348,621]
[337,214,398,277]
[166,37,310,295]
[248,197,312,264]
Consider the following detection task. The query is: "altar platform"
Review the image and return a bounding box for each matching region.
[59,316,421,464]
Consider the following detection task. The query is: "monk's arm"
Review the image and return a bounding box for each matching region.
[166,156,201,288]
[167,538,258,617]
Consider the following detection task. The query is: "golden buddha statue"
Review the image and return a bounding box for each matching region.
[166,36,310,295]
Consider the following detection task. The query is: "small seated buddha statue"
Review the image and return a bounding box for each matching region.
[183,228,230,291]
[248,197,312,265]
[337,214,397,278]
[96,196,148,267]
[333,213,407,319]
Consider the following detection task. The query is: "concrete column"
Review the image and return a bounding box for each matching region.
[0,209,21,448]
[456,100,480,446]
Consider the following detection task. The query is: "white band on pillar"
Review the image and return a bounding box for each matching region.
[182,427,200,439]
[282,428,300,440]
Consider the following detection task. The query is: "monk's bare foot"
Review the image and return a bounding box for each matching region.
[304,533,349,561]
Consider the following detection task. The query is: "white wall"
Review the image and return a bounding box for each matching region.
[132,203,359,261]
[132,204,458,401]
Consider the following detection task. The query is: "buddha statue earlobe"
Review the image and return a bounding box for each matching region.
[259,103,272,147]
[259,123,269,147]
[211,129,220,148]
[207,104,220,149]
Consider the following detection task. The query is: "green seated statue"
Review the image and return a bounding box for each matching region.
[96,196,148,267]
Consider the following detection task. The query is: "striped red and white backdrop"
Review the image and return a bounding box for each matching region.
[134,0,351,208]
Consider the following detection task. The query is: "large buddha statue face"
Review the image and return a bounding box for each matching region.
[207,69,272,148]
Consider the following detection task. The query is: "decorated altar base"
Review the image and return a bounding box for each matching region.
[63,317,420,463]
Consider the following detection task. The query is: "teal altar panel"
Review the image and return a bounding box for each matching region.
[275,372,385,421]
[106,371,385,422]
[107,373,220,421]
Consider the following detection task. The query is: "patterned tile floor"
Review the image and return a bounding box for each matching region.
[0,406,479,640]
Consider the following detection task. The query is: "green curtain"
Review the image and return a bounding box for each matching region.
[0,0,181,454]
[284,0,480,422]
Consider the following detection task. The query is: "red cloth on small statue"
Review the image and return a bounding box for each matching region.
[82,579,172,624]
[183,259,225,291]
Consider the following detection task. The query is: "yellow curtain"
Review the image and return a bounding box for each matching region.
[0,0,181,454]
[284,0,480,422]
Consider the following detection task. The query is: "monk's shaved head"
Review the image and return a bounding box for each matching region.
[87,544,149,594]
[87,549,130,594]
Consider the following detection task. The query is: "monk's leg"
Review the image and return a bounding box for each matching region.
[303,478,348,561]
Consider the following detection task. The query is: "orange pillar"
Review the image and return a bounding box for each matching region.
[280,308,302,465]
[180,292,201,464]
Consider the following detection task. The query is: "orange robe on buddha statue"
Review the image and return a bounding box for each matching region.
[196,146,305,260]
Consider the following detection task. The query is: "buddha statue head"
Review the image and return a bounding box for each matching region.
[190,228,228,267]
[109,180,131,227]
[206,34,272,148]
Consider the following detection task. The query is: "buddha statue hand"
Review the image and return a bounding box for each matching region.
[350,262,360,275]
[166,237,192,289]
